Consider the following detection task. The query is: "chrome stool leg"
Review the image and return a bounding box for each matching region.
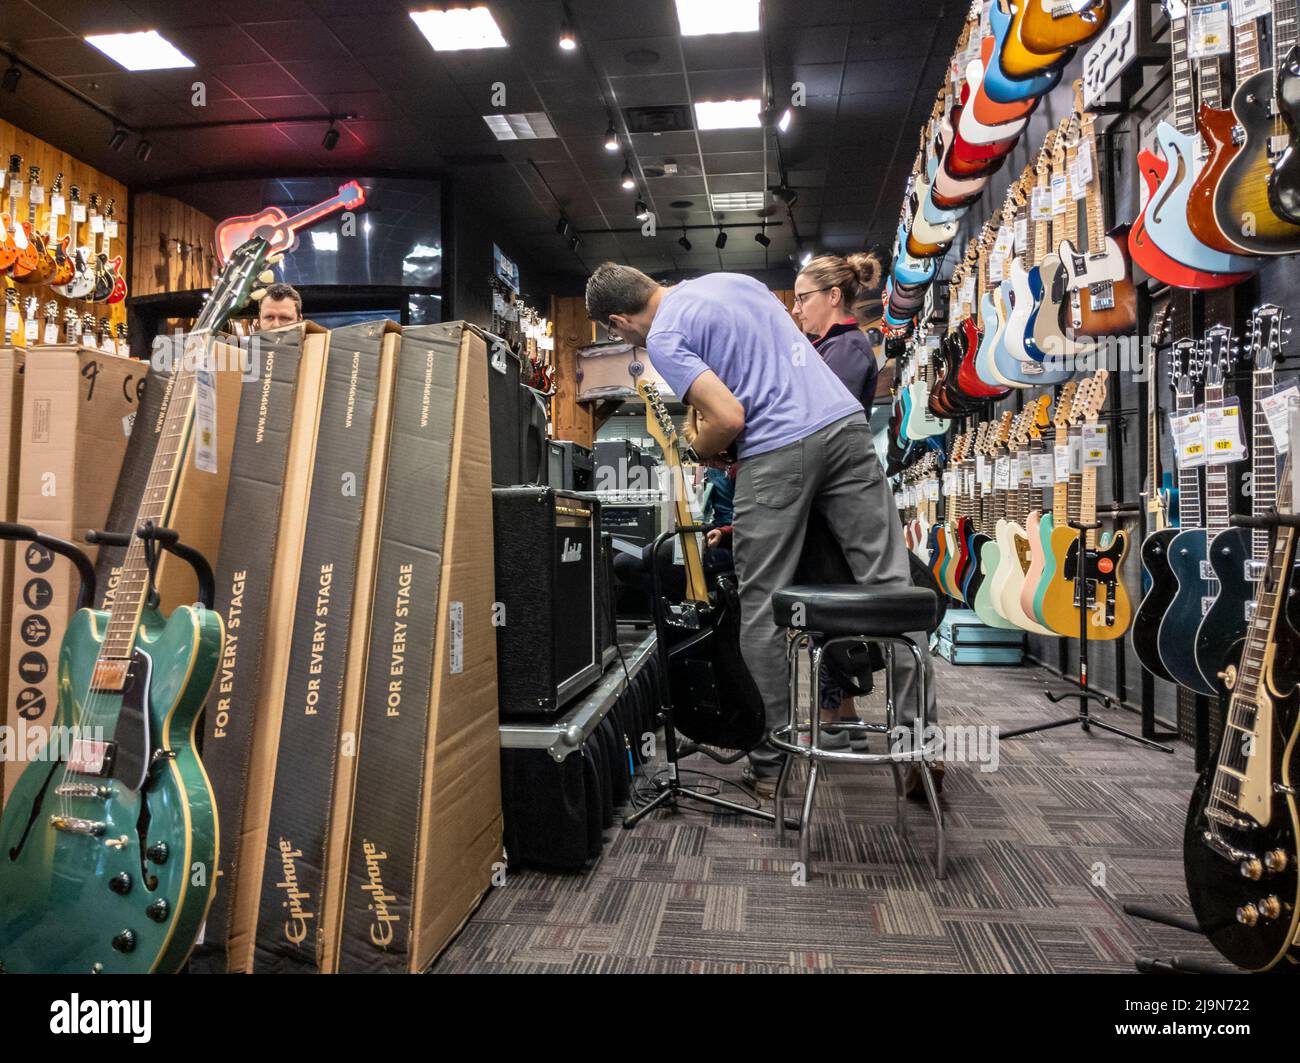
[906,636,946,879]
[883,641,906,835]
[775,633,803,843]
[798,640,827,872]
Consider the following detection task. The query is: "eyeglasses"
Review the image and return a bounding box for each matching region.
[792,286,832,307]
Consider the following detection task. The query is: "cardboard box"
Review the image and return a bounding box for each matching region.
[3,347,140,806]
[333,321,501,973]
[95,336,245,615]
[249,321,398,973]
[0,346,23,798]
[188,323,328,974]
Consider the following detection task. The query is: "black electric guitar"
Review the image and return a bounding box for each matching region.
[1195,306,1285,691]
[1133,309,1185,684]
[1183,451,1300,972]
[638,381,765,752]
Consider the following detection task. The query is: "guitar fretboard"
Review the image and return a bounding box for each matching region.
[1170,13,1195,136]
[99,359,199,659]
[1252,363,1277,564]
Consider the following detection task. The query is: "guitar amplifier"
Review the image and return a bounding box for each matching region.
[493,487,602,718]
[519,385,548,485]
[547,440,594,492]
[484,333,522,485]
[594,439,653,492]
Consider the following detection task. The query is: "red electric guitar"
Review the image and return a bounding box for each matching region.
[215,180,367,265]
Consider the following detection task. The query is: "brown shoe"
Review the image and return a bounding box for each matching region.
[903,761,945,801]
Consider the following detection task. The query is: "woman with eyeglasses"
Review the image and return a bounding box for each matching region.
[791,251,884,413]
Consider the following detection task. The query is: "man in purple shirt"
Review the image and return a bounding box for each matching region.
[585,264,936,796]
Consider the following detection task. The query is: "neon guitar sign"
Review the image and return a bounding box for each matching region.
[214,180,366,265]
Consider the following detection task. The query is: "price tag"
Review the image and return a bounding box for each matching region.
[1031,185,1053,221]
[1206,399,1248,464]
[1014,216,1028,253]
[4,309,18,335]
[1050,173,1069,215]
[9,178,24,200]
[194,364,218,474]
[1032,451,1054,486]
[42,322,58,345]
[28,183,43,205]
[1231,0,1270,23]
[959,277,976,307]
[50,193,65,216]
[23,318,37,342]
[1082,422,1109,467]
[71,202,86,223]
[926,480,940,501]
[976,454,987,484]
[1009,455,1022,483]
[966,470,976,497]
[942,471,953,496]
[1189,1,1232,57]
[1054,443,1071,482]
[1070,434,1084,475]
[1261,384,1300,453]
[994,456,1011,490]
[988,252,1006,284]
[994,225,1014,255]
[1077,137,1094,188]
[1171,410,1208,469]
[1069,159,1087,200]
[89,214,104,234]
[105,219,118,239]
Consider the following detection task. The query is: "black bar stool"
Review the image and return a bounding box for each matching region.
[767,584,945,878]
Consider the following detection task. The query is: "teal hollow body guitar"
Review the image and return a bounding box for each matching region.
[0,233,300,973]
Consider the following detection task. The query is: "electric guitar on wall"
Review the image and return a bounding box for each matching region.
[14,165,52,285]
[1021,379,1080,626]
[0,154,23,273]
[0,184,358,974]
[1182,450,1300,972]
[1040,369,1131,639]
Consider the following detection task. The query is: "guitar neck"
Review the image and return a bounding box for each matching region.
[1204,381,1231,538]
[100,348,202,658]
[1170,14,1196,135]
[1234,16,1263,81]
[1253,364,1278,561]
[1276,0,1299,70]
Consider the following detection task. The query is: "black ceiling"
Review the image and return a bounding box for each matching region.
[0,0,963,281]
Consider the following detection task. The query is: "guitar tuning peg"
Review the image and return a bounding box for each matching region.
[250,288,267,301]
[257,270,276,284]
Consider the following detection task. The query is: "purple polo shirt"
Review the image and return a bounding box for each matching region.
[645,273,861,459]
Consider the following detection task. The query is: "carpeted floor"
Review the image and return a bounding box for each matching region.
[432,658,1226,973]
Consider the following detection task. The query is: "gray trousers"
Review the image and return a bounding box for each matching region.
[732,413,937,775]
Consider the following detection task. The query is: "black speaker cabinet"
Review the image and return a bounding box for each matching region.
[520,385,548,485]
[493,487,603,718]
[486,336,523,486]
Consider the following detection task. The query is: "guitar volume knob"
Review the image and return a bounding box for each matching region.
[1264,849,1289,873]
[1240,857,1263,880]
[145,899,169,923]
[108,872,132,895]
[146,842,169,864]
[111,929,137,953]
[1259,895,1282,921]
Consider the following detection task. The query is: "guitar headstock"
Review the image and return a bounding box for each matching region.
[1054,381,1079,431]
[42,300,57,323]
[1083,369,1109,420]
[1028,394,1052,440]
[51,173,63,196]
[1068,374,1094,425]
[994,410,1014,449]
[26,165,39,190]
[1202,325,1235,389]
[1250,304,1286,375]
[5,287,16,312]
[6,154,19,178]
[336,180,366,210]
[637,379,678,456]
[1172,337,1197,399]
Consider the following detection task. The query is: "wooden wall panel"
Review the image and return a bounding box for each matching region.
[130,192,218,297]
[0,117,128,343]
[550,294,596,447]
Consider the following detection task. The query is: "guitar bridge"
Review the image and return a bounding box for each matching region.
[1088,280,1115,311]
[1245,559,1266,582]
[67,737,116,778]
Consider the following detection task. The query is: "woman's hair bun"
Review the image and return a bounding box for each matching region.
[846,251,884,293]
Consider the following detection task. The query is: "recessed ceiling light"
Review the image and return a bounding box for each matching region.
[409,6,508,51]
[84,30,195,71]
[675,0,760,36]
[481,112,557,140]
[709,191,765,212]
[694,99,762,130]
[670,200,695,209]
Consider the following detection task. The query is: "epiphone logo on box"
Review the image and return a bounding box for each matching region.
[344,349,361,429]
[361,839,400,948]
[560,537,583,563]
[255,348,276,445]
[275,837,315,946]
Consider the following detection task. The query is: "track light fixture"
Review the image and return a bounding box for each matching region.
[109,127,128,151]
[568,234,581,253]
[635,199,650,221]
[135,138,153,162]
[621,162,635,190]
[604,122,619,152]
[754,226,771,247]
[678,227,691,252]
[1,64,20,94]
[322,121,340,151]
[559,10,577,51]
[715,228,727,249]
[556,216,572,237]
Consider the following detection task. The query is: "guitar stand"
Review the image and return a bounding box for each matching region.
[622,526,799,831]
[86,522,216,610]
[1002,520,1174,752]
